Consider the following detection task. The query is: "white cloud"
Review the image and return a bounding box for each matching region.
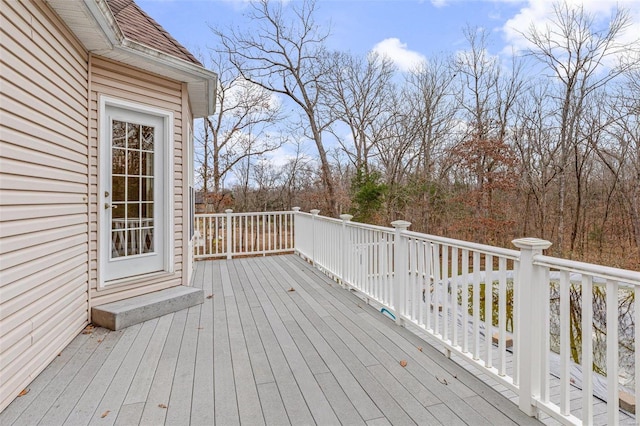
[502,0,640,55]
[430,0,448,8]
[372,38,427,72]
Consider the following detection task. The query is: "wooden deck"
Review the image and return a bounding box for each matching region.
[0,255,541,425]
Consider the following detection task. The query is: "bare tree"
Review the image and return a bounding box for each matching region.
[324,51,396,174]
[404,54,459,178]
[511,81,560,240]
[213,0,339,215]
[523,1,638,254]
[196,51,283,212]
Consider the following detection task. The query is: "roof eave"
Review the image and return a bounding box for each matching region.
[47,0,216,118]
[114,38,217,118]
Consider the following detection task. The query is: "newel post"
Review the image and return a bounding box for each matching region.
[292,207,301,253]
[339,214,353,287]
[310,209,320,265]
[225,209,234,259]
[512,237,552,417]
[391,220,411,326]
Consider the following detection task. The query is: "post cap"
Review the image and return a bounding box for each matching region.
[391,220,411,230]
[225,209,233,213]
[512,238,552,250]
[292,207,301,212]
[310,209,321,216]
[339,214,353,222]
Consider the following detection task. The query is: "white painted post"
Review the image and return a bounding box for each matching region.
[391,220,411,326]
[225,209,233,259]
[339,214,353,287]
[310,209,320,265]
[512,237,552,417]
[292,207,300,254]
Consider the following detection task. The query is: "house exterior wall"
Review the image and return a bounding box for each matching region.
[0,0,90,412]
[88,56,190,307]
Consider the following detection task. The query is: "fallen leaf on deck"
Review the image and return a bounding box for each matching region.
[399,360,407,367]
[206,294,213,299]
[436,376,448,385]
[288,288,295,292]
[18,388,29,397]
[101,410,110,418]
[97,339,103,343]
[417,347,423,352]
[158,403,167,409]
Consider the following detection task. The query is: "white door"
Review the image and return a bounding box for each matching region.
[102,105,166,282]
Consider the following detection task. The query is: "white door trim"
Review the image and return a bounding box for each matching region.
[98,95,174,289]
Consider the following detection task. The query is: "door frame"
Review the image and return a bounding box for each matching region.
[97,95,174,289]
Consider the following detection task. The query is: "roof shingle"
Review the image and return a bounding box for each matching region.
[106,0,202,66]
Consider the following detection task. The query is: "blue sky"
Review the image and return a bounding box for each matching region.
[136,0,640,181]
[138,0,640,71]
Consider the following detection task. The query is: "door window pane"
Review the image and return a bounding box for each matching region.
[111,119,155,258]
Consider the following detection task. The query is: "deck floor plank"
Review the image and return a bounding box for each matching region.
[231,260,276,386]
[91,320,159,425]
[224,260,265,426]
[245,257,341,426]
[0,331,94,425]
[41,328,127,425]
[278,256,500,425]
[63,326,142,425]
[256,263,415,425]
[1,255,549,426]
[138,312,186,426]
[189,258,215,426]
[240,260,316,425]
[211,261,240,426]
[114,402,144,426]
[11,327,112,426]
[164,308,199,426]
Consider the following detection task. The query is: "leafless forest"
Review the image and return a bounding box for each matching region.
[196,0,640,270]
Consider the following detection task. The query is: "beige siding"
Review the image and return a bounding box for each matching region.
[0,0,89,413]
[89,57,187,306]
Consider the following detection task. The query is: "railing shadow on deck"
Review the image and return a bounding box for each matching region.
[194,209,640,426]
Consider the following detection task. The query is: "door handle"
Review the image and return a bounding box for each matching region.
[104,203,117,210]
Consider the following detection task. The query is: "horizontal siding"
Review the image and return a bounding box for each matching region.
[0,0,89,413]
[89,57,186,306]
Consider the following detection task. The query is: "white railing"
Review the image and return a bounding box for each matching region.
[193,208,640,425]
[528,253,640,425]
[193,210,294,259]
[292,210,640,425]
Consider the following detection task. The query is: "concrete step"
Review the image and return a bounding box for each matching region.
[91,286,204,330]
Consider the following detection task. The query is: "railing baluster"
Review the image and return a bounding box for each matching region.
[559,270,570,415]
[473,252,481,361]
[485,254,493,369]
[498,257,507,376]
[451,247,459,348]
[461,249,469,354]
[606,279,619,425]
[417,241,425,327]
[434,243,441,336]
[540,267,550,404]
[425,242,432,332]
[513,259,519,387]
[443,245,449,342]
[582,275,593,424]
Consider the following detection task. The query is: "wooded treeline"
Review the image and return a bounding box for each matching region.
[196,0,640,269]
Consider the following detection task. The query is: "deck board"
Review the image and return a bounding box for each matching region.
[1,255,546,426]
